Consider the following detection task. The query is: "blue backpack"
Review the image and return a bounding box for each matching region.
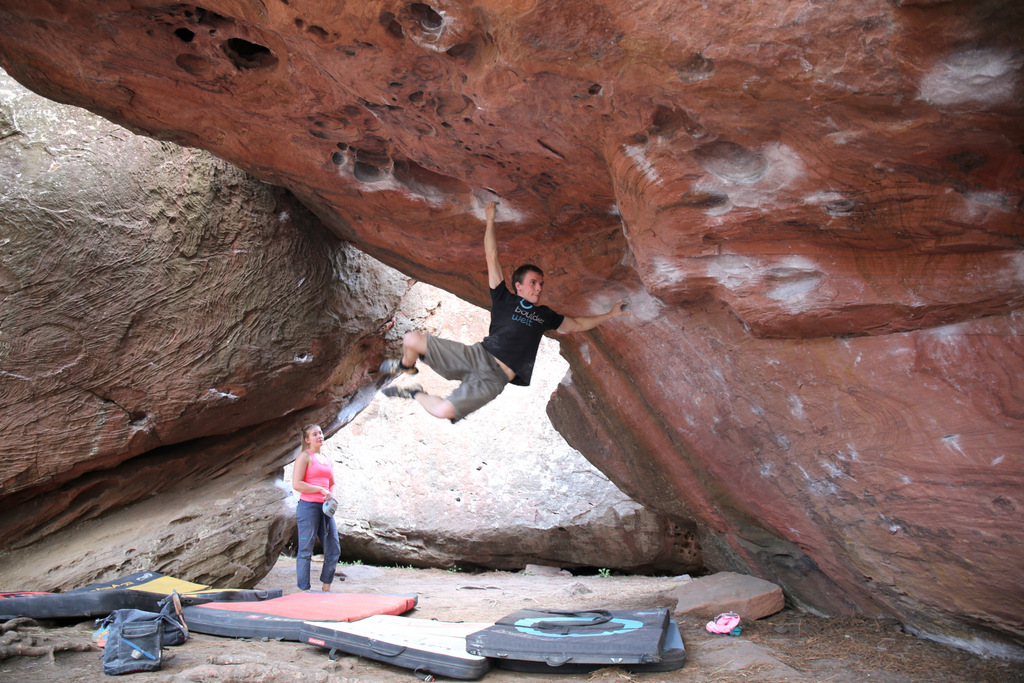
[95,593,188,675]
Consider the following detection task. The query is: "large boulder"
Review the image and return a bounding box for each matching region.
[0,474,293,592]
[0,0,1021,656]
[0,69,407,586]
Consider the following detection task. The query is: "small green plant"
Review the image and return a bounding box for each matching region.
[446,566,462,573]
[339,559,363,566]
[598,568,612,578]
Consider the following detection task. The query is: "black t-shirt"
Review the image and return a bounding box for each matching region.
[481,283,564,386]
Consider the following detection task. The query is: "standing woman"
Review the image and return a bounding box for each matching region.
[291,424,341,592]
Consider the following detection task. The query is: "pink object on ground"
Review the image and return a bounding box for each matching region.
[705,611,741,634]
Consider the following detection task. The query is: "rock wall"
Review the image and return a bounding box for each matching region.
[0,69,407,588]
[0,0,1021,656]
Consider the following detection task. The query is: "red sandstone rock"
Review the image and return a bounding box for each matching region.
[671,571,785,621]
[0,0,1021,657]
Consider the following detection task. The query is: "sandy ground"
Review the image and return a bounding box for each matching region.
[2,558,1021,682]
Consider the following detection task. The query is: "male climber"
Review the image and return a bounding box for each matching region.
[379,201,629,422]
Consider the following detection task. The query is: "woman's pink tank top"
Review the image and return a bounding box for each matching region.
[299,450,333,503]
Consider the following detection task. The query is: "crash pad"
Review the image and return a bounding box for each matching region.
[466,608,671,667]
[0,571,281,620]
[182,592,419,640]
[302,615,493,680]
[495,619,687,673]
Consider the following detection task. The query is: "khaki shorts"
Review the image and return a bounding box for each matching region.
[424,336,510,422]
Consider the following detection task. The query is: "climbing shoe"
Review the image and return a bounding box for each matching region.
[382,384,423,399]
[379,358,418,376]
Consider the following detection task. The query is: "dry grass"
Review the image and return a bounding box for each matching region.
[733,612,1024,683]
